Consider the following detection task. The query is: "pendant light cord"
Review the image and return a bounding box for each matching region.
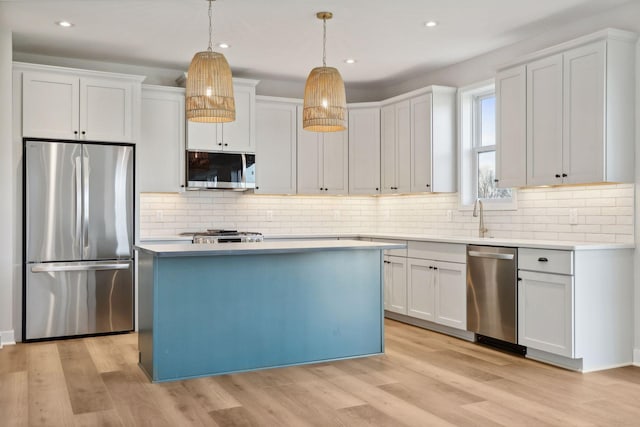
[207,0,213,51]
[322,17,327,67]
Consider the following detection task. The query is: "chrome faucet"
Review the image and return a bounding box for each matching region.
[473,199,489,238]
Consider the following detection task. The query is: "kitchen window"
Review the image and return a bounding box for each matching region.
[459,81,516,210]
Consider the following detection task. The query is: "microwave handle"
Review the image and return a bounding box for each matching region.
[241,153,247,185]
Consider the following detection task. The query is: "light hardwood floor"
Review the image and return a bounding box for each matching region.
[2,319,640,426]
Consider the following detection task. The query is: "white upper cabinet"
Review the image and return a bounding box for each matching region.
[495,65,527,188]
[296,106,348,195]
[381,100,411,194]
[186,79,258,153]
[497,29,637,187]
[562,41,606,185]
[382,86,456,195]
[348,106,380,195]
[527,54,564,186]
[20,65,142,143]
[139,85,185,193]
[255,98,297,194]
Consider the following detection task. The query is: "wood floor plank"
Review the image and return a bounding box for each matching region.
[84,335,134,374]
[0,343,27,375]
[337,404,412,427]
[57,340,114,414]
[0,371,29,427]
[149,381,223,427]
[27,342,76,427]
[72,409,124,427]
[208,406,260,427]
[181,377,243,412]
[101,365,174,427]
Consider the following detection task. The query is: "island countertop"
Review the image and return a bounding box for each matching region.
[135,239,406,257]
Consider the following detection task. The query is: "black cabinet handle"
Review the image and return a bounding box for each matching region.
[555,174,561,178]
[494,179,499,183]
[180,184,185,188]
[426,184,430,188]
[562,173,567,178]
[518,278,522,282]
[434,267,438,270]
[428,266,433,269]
[538,257,549,262]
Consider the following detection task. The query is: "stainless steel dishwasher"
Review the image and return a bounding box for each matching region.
[467,245,525,354]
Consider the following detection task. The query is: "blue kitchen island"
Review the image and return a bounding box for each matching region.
[135,240,404,382]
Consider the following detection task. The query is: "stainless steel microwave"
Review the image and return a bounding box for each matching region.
[186,151,255,190]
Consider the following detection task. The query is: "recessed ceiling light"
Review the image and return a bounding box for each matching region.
[344,59,357,64]
[56,21,74,28]
[217,43,230,49]
[425,21,438,28]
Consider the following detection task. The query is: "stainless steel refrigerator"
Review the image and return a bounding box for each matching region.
[24,139,134,341]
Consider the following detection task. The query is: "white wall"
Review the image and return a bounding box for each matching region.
[0,28,14,346]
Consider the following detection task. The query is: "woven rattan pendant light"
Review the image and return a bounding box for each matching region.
[186,0,235,123]
[303,12,347,132]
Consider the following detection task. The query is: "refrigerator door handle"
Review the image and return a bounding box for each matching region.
[31,262,131,273]
[82,153,90,257]
[74,155,83,250]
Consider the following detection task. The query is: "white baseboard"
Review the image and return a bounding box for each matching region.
[0,330,16,348]
[634,348,640,366]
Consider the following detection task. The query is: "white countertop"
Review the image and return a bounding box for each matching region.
[140,233,634,251]
[135,239,406,257]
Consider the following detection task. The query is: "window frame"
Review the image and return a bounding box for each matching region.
[458,80,517,211]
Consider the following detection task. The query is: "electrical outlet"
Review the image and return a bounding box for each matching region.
[155,210,163,221]
[569,208,578,225]
[446,210,453,222]
[266,210,273,222]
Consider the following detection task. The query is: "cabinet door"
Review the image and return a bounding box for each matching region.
[384,256,407,315]
[410,94,432,192]
[518,270,574,357]
[255,100,297,194]
[80,77,134,142]
[348,107,380,194]
[22,71,80,140]
[380,104,396,194]
[395,100,412,193]
[527,54,563,186]
[322,130,349,195]
[562,41,606,184]
[222,85,255,152]
[186,121,221,151]
[296,107,323,194]
[434,261,466,330]
[407,258,436,321]
[139,87,185,192]
[496,65,527,188]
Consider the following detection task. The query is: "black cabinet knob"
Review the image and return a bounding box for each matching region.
[562,173,567,178]
[494,179,499,183]
[555,174,561,178]
[218,143,223,146]
[81,131,86,135]
[375,188,379,191]
[224,143,228,147]
[255,186,259,190]
[426,184,430,188]
[73,131,78,135]
[325,188,328,191]
[428,266,433,270]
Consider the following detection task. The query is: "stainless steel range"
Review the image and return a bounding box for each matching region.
[181,230,263,244]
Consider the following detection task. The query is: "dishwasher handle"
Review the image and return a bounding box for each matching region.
[468,250,515,260]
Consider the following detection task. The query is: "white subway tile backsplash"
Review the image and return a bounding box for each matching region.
[139,183,634,243]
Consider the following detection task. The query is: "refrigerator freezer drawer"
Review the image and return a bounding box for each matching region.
[26,260,133,340]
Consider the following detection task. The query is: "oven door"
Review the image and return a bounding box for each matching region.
[186,151,255,190]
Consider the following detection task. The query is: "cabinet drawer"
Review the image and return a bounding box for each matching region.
[408,241,466,263]
[518,248,573,275]
[371,239,407,257]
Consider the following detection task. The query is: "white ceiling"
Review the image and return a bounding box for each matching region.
[1,0,633,86]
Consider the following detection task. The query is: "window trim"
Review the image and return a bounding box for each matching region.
[458,80,517,211]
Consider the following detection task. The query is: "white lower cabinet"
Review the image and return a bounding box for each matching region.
[384,255,407,315]
[407,258,466,329]
[518,270,574,358]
